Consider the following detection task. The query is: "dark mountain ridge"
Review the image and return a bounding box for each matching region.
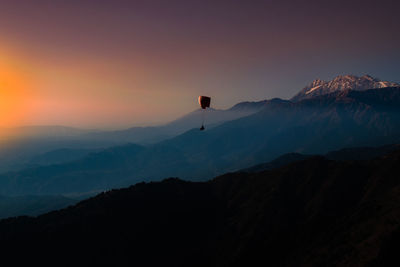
[242,144,400,172]
[0,149,399,266]
[0,144,395,219]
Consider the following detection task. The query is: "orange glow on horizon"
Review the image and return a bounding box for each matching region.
[0,49,31,129]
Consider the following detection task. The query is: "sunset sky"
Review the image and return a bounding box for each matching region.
[0,0,399,129]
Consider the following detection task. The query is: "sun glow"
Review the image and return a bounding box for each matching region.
[0,50,30,129]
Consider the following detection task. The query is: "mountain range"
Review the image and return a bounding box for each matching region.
[0,84,399,196]
[0,147,398,266]
[0,100,265,173]
[0,74,397,175]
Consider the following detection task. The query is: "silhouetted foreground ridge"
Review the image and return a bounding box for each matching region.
[0,150,400,266]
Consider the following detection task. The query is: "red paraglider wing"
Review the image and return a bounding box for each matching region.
[198,96,211,109]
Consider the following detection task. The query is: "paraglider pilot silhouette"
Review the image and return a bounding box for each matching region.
[198,96,211,131]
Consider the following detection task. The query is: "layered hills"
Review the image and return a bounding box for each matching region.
[1,86,400,196]
[0,148,399,266]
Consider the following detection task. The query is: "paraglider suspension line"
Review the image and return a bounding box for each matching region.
[200,108,206,130]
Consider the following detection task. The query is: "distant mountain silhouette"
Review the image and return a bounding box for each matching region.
[0,149,399,266]
[0,137,113,173]
[83,102,266,144]
[0,125,93,139]
[291,74,399,102]
[0,102,265,174]
[1,87,400,196]
[27,148,101,166]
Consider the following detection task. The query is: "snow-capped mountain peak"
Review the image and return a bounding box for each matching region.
[291,74,400,102]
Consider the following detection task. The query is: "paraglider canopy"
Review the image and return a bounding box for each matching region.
[198,96,211,109]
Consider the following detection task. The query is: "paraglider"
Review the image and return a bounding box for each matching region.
[198,96,211,130]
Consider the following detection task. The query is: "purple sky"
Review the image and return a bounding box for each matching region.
[0,0,399,128]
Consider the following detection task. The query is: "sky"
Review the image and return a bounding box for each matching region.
[0,0,399,129]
